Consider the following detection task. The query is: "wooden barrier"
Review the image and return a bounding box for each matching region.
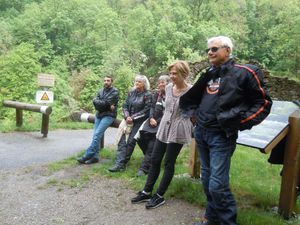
[190,109,300,219]
[80,113,120,148]
[3,100,52,137]
[279,110,300,218]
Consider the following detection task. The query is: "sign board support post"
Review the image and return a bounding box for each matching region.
[190,138,201,178]
[278,109,300,219]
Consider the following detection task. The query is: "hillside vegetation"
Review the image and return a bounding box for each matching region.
[0,0,299,123]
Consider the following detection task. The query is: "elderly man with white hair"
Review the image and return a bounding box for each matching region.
[180,36,272,225]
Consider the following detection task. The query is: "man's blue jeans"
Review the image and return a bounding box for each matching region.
[194,125,238,225]
[84,116,115,160]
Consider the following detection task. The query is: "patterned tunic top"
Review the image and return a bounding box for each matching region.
[156,83,193,144]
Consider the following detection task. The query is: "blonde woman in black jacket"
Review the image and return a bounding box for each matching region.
[109,75,152,172]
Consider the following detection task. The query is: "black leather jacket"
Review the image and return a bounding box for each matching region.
[149,90,165,124]
[93,86,119,118]
[179,59,272,137]
[122,89,152,122]
[141,90,166,134]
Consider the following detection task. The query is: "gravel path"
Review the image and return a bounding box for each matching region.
[0,128,117,170]
[0,130,203,225]
[0,165,202,225]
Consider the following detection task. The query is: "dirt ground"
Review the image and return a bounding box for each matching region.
[0,164,203,225]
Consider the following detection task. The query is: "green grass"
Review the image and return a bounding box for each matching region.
[48,154,80,173]
[46,144,300,225]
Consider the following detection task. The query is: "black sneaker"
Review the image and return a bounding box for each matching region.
[131,191,151,204]
[108,165,125,172]
[84,157,99,164]
[77,156,90,164]
[145,193,165,209]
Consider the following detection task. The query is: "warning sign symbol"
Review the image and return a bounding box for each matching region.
[36,90,54,103]
[41,92,50,101]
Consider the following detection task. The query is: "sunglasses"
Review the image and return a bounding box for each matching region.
[206,46,228,53]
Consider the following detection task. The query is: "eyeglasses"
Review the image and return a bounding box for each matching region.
[206,46,228,53]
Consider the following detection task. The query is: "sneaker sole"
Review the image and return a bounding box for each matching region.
[108,168,125,172]
[145,200,165,209]
[131,198,150,204]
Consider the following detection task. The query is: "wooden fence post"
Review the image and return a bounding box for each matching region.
[16,108,23,127]
[278,109,300,219]
[41,114,50,137]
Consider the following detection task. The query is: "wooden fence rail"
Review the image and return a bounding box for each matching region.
[3,100,52,137]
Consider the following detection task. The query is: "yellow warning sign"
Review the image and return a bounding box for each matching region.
[36,90,54,103]
[41,92,50,100]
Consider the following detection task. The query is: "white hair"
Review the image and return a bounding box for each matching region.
[208,36,234,55]
[135,74,150,90]
[158,75,171,83]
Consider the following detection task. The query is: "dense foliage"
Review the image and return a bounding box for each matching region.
[0,0,299,121]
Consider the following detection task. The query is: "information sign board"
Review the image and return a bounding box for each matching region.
[237,101,300,152]
[38,73,55,87]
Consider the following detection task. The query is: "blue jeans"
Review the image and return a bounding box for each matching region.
[84,116,115,160]
[194,125,238,225]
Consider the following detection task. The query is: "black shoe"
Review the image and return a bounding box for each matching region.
[108,165,125,172]
[131,191,151,204]
[77,156,90,164]
[145,193,165,209]
[84,157,99,164]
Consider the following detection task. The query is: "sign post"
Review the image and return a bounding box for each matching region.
[278,110,300,219]
[36,73,55,104]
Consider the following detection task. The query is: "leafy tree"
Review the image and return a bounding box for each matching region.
[0,0,42,17]
[114,64,136,112]
[265,0,300,76]
[0,43,41,118]
[1,0,300,124]
[77,70,101,112]
[0,20,13,55]
[44,55,79,121]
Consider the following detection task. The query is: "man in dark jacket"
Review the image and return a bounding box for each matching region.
[179,36,272,225]
[77,76,119,164]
